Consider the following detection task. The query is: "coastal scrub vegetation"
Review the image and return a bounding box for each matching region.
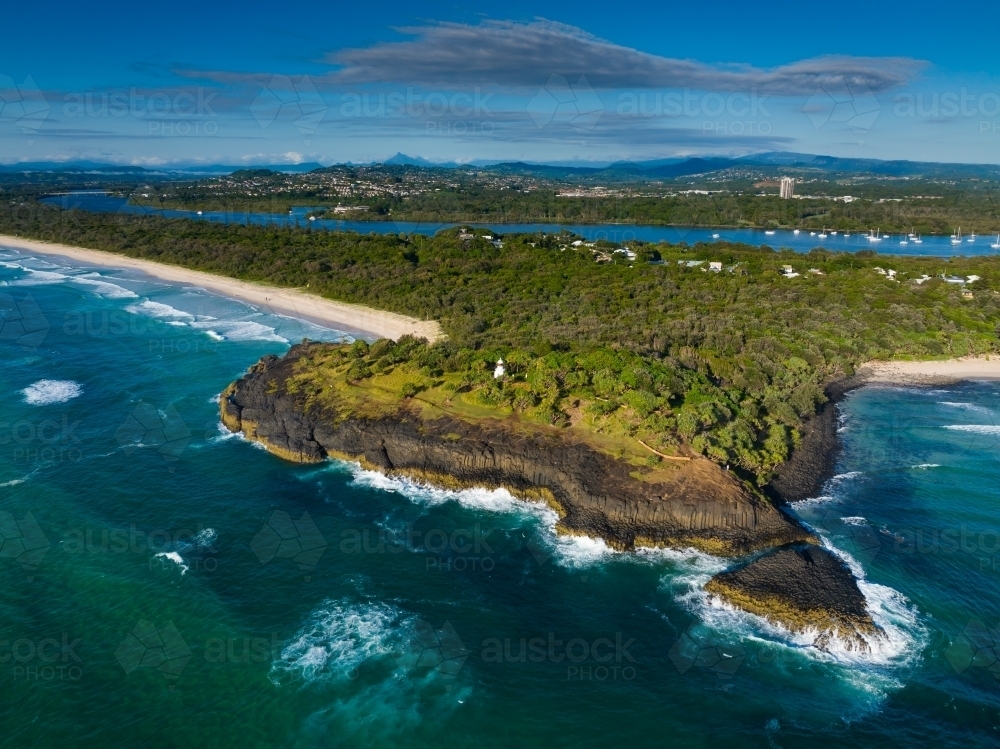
[5,201,1000,482]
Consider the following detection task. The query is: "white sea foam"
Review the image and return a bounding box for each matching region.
[660,531,925,696]
[790,494,836,509]
[154,551,189,575]
[193,528,216,546]
[346,463,622,568]
[348,465,544,517]
[175,528,218,552]
[938,401,992,414]
[943,424,1000,434]
[271,599,409,685]
[2,262,139,299]
[213,421,265,448]
[188,319,287,343]
[5,268,69,286]
[125,300,194,319]
[840,516,868,526]
[21,379,82,405]
[911,463,940,469]
[653,547,730,609]
[70,275,137,299]
[816,539,926,665]
[0,478,26,487]
[830,471,863,483]
[789,472,863,511]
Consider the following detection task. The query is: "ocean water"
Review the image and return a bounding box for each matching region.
[2,246,1000,747]
[39,193,999,257]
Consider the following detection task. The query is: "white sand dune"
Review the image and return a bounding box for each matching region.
[0,235,444,342]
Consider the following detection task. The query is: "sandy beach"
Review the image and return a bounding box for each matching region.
[857,357,1000,384]
[0,234,444,342]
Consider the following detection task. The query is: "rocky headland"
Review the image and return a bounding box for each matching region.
[221,342,879,650]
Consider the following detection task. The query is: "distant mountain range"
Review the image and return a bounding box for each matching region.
[2,152,999,180]
[0,161,325,175]
[381,151,1000,180]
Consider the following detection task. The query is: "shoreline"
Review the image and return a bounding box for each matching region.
[854,357,1000,384]
[768,356,1000,503]
[0,234,444,343]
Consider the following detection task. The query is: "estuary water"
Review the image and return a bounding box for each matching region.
[38,193,1000,257]
[2,244,1000,747]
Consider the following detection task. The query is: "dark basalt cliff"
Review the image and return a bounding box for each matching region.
[221,343,877,645]
[766,376,864,503]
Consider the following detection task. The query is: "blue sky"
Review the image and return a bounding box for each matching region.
[2,0,999,166]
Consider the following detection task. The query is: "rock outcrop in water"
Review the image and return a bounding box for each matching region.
[221,343,876,644]
[705,544,880,651]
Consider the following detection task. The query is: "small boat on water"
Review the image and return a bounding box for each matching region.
[712,233,720,239]
[765,230,776,235]
[968,231,977,243]
[992,234,1000,249]
[818,228,828,239]
[951,228,962,246]
[867,228,883,242]
[793,229,801,234]
[913,234,922,244]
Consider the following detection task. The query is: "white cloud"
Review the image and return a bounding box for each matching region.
[329,20,925,94]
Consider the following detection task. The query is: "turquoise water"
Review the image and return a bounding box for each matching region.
[2,246,1000,747]
[39,193,999,257]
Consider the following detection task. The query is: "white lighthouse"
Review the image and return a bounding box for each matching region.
[493,358,505,379]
